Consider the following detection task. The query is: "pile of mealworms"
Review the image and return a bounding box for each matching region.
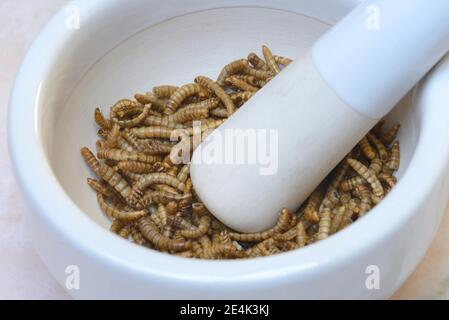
[81,45,401,259]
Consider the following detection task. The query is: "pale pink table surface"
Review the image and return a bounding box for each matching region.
[1,0,449,300]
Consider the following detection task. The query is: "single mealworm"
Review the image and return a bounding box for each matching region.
[340,176,365,192]
[247,52,271,71]
[347,158,384,198]
[117,161,157,174]
[233,74,267,88]
[131,227,149,246]
[225,76,259,92]
[262,45,281,74]
[97,193,147,222]
[81,147,101,173]
[112,104,151,128]
[229,91,255,104]
[110,99,143,119]
[330,206,346,234]
[94,108,112,130]
[296,222,308,248]
[176,165,190,183]
[195,76,235,115]
[179,216,211,239]
[386,141,400,171]
[86,178,116,198]
[106,124,121,149]
[216,59,249,86]
[367,133,389,161]
[304,189,323,223]
[97,148,162,163]
[118,223,133,239]
[192,202,209,216]
[381,124,401,145]
[152,85,179,98]
[228,208,291,242]
[274,55,293,66]
[134,93,166,113]
[243,67,273,80]
[110,219,127,234]
[316,208,331,241]
[132,172,186,196]
[210,108,229,118]
[97,163,134,200]
[378,172,397,189]
[273,227,297,242]
[164,83,209,115]
[359,136,376,160]
[355,184,372,216]
[138,217,191,252]
[321,159,350,209]
[369,158,383,175]
[164,106,209,124]
[130,126,177,139]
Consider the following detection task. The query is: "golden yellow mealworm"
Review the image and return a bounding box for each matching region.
[316,208,331,241]
[216,59,249,86]
[359,136,376,160]
[138,217,191,252]
[130,126,177,139]
[274,55,293,66]
[347,158,384,198]
[367,133,389,161]
[117,161,157,174]
[134,93,166,113]
[152,85,179,98]
[195,76,235,115]
[225,76,259,92]
[243,66,273,80]
[378,172,397,189]
[164,83,209,115]
[381,124,401,145]
[97,148,162,163]
[106,124,121,149]
[94,108,112,130]
[262,45,281,74]
[248,52,271,71]
[340,176,365,192]
[233,74,267,88]
[210,108,229,118]
[330,206,346,234]
[369,158,383,175]
[179,216,211,239]
[81,147,101,173]
[386,141,400,171]
[112,104,151,128]
[355,184,372,216]
[296,222,308,248]
[97,193,147,222]
[304,189,323,223]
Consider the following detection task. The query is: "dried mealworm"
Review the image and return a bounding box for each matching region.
[86,178,116,198]
[296,222,308,248]
[97,193,147,222]
[378,172,397,189]
[321,159,350,209]
[274,55,293,66]
[247,52,271,71]
[210,108,229,118]
[216,59,249,86]
[225,76,259,92]
[130,126,177,139]
[81,147,101,173]
[192,202,209,217]
[97,163,134,200]
[110,99,143,119]
[164,83,209,115]
[106,124,121,149]
[195,76,235,115]
[243,67,273,80]
[367,133,389,162]
[381,124,401,145]
[131,227,149,246]
[233,74,267,88]
[164,106,209,124]
[118,223,133,239]
[98,148,162,163]
[228,208,291,242]
[340,176,365,192]
[304,189,323,223]
[316,208,331,241]
[117,161,157,174]
[131,172,186,198]
[94,108,111,130]
[176,165,190,183]
[138,217,191,252]
[152,85,179,98]
[229,91,255,104]
[273,227,297,242]
[179,216,211,239]
[110,219,127,234]
[369,158,383,175]
[330,206,346,234]
[355,185,372,217]
[386,141,400,171]
[134,93,166,113]
[359,136,376,160]
[347,158,384,198]
[262,45,281,74]
[112,104,151,128]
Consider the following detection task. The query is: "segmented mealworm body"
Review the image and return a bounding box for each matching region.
[274,55,293,66]
[86,178,116,198]
[321,160,350,209]
[176,165,190,183]
[330,206,346,234]
[138,217,191,252]
[243,67,273,80]
[164,83,209,115]
[233,74,267,88]
[179,216,211,239]
[134,93,166,113]
[226,76,258,92]
[304,189,323,223]
[216,59,249,86]
[359,136,376,160]
[110,99,143,119]
[355,184,372,216]
[369,158,383,175]
[94,108,111,130]
[131,227,149,246]
[131,173,186,203]
[98,148,162,163]
[381,124,401,145]
[262,45,281,74]
[367,133,389,161]
[112,104,151,128]
[110,219,127,234]
[229,91,255,104]
[152,85,179,98]
[131,126,176,139]
[387,141,400,171]
[229,208,291,242]
[210,108,229,118]
[378,172,397,188]
[105,124,121,149]
[195,76,235,115]
[97,163,134,199]
[192,202,209,217]
[317,208,331,240]
[348,158,384,198]
[117,161,157,174]
[164,106,209,124]
[81,147,101,173]
[118,223,133,238]
[97,193,147,222]
[296,222,307,248]
[248,52,271,71]
[273,227,297,242]
[340,176,365,192]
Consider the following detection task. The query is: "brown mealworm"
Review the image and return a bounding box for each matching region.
[94,108,112,130]
[369,158,383,175]
[195,76,235,115]
[225,76,259,92]
[179,216,211,239]
[216,59,249,86]
[316,208,332,240]
[274,55,293,66]
[330,206,346,234]
[228,208,291,242]
[340,176,365,192]
[134,93,166,113]
[304,189,323,223]
[117,161,157,174]
[138,217,191,252]
[296,222,308,248]
[262,45,281,74]
[355,184,372,216]
[176,165,190,183]
[247,52,271,71]
[152,85,179,98]
[381,124,401,145]
[97,148,162,163]
[130,126,177,139]
[243,66,273,80]
[367,133,389,161]
[97,193,147,222]
[164,83,209,115]
[347,158,384,198]
[386,141,400,171]
[112,104,151,128]
[359,136,376,160]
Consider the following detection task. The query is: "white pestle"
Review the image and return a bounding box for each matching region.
[190,0,449,233]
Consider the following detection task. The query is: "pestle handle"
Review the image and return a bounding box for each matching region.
[313,0,449,119]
